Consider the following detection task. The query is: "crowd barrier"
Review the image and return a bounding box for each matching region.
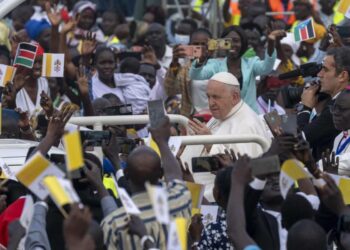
[69,115,270,152]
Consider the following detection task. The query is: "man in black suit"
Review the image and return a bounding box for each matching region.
[297,47,350,161]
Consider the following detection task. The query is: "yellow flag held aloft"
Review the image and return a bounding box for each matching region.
[0,64,15,87]
[16,152,65,199]
[186,182,205,215]
[43,176,80,207]
[279,159,311,198]
[63,130,84,172]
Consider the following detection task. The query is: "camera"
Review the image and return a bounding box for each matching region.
[207,39,232,51]
[279,62,322,80]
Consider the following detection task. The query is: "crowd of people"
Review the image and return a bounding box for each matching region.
[0,0,350,249]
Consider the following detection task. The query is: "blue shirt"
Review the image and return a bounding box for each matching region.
[189,50,277,113]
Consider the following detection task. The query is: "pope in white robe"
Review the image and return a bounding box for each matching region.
[187,72,271,201]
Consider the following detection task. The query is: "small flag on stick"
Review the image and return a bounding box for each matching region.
[13,43,38,68]
[63,130,84,172]
[42,53,65,77]
[16,152,65,200]
[0,64,16,87]
[293,18,316,42]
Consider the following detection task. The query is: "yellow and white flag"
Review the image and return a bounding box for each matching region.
[186,182,205,215]
[42,53,65,77]
[63,130,84,172]
[0,64,15,87]
[314,174,350,205]
[146,182,170,224]
[279,159,311,198]
[167,218,188,250]
[0,157,17,181]
[16,152,65,200]
[43,176,80,207]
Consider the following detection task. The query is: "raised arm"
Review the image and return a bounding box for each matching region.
[149,117,183,182]
[227,155,259,250]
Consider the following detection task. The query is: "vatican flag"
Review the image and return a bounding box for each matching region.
[279,159,311,198]
[167,218,188,250]
[0,64,16,87]
[42,53,65,77]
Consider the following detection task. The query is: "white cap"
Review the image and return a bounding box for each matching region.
[210,72,239,86]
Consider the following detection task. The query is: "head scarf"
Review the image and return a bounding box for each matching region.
[24,19,51,41]
[281,32,301,66]
[73,1,96,16]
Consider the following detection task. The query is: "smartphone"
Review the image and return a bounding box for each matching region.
[116,51,142,61]
[102,104,133,116]
[179,45,204,58]
[250,155,280,176]
[147,100,166,128]
[208,39,232,51]
[281,114,297,136]
[264,110,282,134]
[80,131,111,147]
[116,137,138,154]
[192,157,222,172]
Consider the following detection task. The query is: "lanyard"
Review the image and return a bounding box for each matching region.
[336,136,350,155]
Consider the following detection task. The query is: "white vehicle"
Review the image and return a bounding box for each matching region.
[0,139,65,173]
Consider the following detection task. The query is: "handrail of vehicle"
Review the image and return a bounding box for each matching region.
[69,115,269,151]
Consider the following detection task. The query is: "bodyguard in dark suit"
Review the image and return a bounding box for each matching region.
[296,47,350,161]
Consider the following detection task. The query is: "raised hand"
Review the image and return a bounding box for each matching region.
[149,116,171,145]
[81,32,97,56]
[76,64,89,97]
[317,173,347,215]
[2,82,17,109]
[142,45,159,67]
[322,149,339,174]
[188,118,211,136]
[268,29,287,41]
[45,2,62,27]
[63,204,95,250]
[46,107,73,141]
[61,18,77,34]
[40,91,54,117]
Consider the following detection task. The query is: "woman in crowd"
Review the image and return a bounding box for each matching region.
[189,25,285,112]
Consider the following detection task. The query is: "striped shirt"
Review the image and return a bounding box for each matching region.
[101,180,192,250]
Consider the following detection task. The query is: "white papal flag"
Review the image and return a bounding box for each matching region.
[42,53,65,77]
[0,64,16,87]
[279,159,311,198]
[146,182,170,224]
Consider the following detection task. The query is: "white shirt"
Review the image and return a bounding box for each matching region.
[193,100,271,201]
[16,77,50,118]
[257,96,285,116]
[92,74,125,103]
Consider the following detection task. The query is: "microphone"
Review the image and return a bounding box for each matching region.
[278,62,322,80]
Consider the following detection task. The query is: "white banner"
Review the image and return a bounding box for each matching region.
[0,0,26,19]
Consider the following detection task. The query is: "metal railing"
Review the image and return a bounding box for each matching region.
[69,115,270,151]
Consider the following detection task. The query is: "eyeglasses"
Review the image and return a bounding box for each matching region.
[329,104,349,114]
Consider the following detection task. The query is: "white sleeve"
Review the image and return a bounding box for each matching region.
[296,192,320,211]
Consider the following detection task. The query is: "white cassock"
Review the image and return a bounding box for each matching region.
[190,100,271,201]
[318,130,350,176]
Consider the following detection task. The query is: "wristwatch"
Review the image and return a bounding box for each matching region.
[296,103,312,113]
